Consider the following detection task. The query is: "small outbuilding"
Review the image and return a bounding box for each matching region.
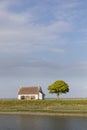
[18,86,45,100]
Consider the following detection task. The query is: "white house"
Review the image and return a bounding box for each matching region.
[18,86,45,100]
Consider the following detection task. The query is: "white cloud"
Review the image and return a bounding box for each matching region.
[0,1,72,54]
[44,21,72,33]
[60,1,80,9]
[0,0,85,78]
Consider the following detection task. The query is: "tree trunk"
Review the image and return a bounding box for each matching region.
[57,93,59,99]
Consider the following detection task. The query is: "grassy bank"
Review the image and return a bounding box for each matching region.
[0,99,87,115]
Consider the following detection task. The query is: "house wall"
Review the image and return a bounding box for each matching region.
[18,94,39,100]
[39,92,43,100]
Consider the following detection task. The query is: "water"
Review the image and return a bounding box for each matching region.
[0,114,87,130]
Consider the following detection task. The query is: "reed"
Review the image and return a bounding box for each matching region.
[0,99,87,113]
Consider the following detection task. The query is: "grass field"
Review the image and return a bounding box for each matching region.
[0,99,87,115]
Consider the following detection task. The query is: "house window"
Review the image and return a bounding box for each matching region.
[31,96,35,100]
[21,96,25,100]
[26,96,30,100]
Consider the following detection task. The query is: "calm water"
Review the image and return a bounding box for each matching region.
[0,114,87,130]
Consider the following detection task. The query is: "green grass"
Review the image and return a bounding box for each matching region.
[0,99,87,114]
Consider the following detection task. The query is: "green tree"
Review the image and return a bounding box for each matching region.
[48,80,69,98]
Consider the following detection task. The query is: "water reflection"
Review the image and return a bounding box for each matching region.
[0,114,87,130]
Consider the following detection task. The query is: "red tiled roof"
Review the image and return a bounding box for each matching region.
[18,87,40,95]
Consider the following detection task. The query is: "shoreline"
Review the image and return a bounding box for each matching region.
[0,111,87,117]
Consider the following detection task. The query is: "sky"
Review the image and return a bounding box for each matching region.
[0,0,87,98]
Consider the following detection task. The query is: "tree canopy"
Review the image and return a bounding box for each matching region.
[48,80,69,98]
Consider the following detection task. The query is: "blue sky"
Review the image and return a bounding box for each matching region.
[0,0,87,98]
